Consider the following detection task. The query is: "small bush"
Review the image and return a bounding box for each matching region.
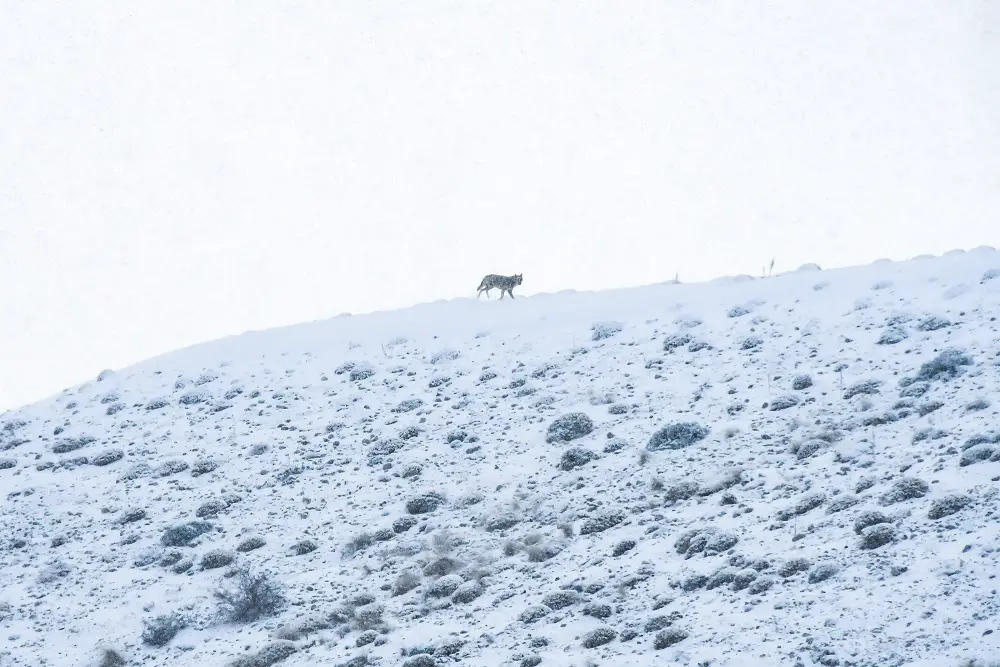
[662,333,692,352]
[581,627,616,648]
[825,495,860,514]
[917,315,950,331]
[349,363,376,381]
[452,580,484,604]
[237,536,266,552]
[291,539,318,556]
[591,321,623,341]
[394,398,423,413]
[747,575,775,594]
[853,510,891,534]
[161,521,214,547]
[769,395,800,411]
[603,437,629,453]
[906,348,973,384]
[430,349,460,364]
[546,413,594,443]
[541,590,583,610]
[392,571,421,596]
[230,641,298,667]
[405,492,446,515]
[519,606,550,624]
[928,494,972,520]
[807,563,839,583]
[580,511,625,535]
[91,449,124,466]
[879,477,929,505]
[960,444,1000,467]
[647,422,709,451]
[558,447,598,471]
[653,628,688,649]
[967,398,991,412]
[583,603,614,619]
[792,375,813,390]
[98,648,127,667]
[141,613,186,647]
[215,567,286,624]
[877,327,908,345]
[777,558,812,578]
[859,524,896,550]
[612,540,636,557]
[201,549,236,570]
[775,492,826,521]
[844,379,881,400]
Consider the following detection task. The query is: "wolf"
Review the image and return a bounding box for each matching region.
[477,273,523,299]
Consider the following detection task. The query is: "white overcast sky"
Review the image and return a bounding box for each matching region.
[1,1,998,410]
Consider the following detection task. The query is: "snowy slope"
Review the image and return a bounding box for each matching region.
[2,248,1000,667]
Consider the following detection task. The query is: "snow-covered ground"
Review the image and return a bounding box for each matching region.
[2,249,1000,667]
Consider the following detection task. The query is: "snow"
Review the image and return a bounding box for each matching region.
[2,249,1000,667]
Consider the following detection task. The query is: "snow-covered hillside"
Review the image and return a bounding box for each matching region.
[2,249,1000,667]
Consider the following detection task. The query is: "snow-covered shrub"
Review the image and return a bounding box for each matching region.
[546,412,594,443]
[141,612,186,647]
[928,494,972,519]
[591,321,623,341]
[558,447,598,471]
[215,567,286,623]
[647,422,709,451]
[879,477,928,505]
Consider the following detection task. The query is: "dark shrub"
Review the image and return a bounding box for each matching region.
[581,627,616,648]
[200,549,235,570]
[541,590,583,610]
[546,413,594,443]
[777,558,812,578]
[161,521,213,547]
[769,395,800,411]
[580,511,625,535]
[792,375,813,390]
[612,540,636,557]
[141,613,186,647]
[394,398,424,413]
[237,536,266,552]
[662,333,692,352]
[825,495,860,514]
[859,524,896,550]
[879,477,929,505]
[583,603,613,619]
[844,379,881,400]
[853,510,891,534]
[877,327,908,345]
[406,492,446,515]
[807,563,839,583]
[591,322,623,341]
[91,449,124,466]
[905,348,973,384]
[558,447,598,471]
[215,567,286,623]
[775,492,826,521]
[451,581,483,604]
[928,494,972,519]
[653,628,688,649]
[647,422,709,451]
[230,641,297,667]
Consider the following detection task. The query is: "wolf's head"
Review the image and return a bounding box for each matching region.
[515,273,523,285]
